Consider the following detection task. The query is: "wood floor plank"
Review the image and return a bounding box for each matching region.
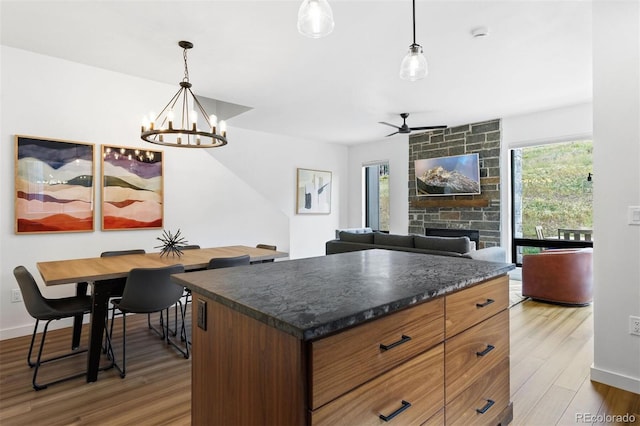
[556,376,610,425]
[1,294,639,425]
[516,384,576,426]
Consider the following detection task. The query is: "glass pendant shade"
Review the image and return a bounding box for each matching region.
[298,0,334,38]
[399,44,428,81]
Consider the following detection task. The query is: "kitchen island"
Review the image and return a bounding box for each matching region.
[172,249,515,425]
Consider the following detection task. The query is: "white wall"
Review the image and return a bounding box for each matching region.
[208,127,347,259]
[591,1,640,394]
[0,46,347,339]
[346,137,409,234]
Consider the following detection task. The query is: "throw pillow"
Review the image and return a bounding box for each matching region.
[339,231,374,244]
[414,235,471,254]
[374,233,414,247]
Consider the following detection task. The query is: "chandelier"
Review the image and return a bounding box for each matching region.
[141,41,227,148]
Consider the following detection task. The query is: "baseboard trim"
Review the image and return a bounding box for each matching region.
[590,365,640,395]
[0,317,88,341]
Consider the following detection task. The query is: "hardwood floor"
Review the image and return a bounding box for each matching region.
[1,300,638,425]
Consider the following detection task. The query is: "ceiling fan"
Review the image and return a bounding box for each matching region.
[379,113,447,137]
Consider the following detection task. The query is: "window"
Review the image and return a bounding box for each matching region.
[511,140,593,264]
[363,162,389,232]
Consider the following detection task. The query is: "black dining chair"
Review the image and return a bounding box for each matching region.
[254,244,277,263]
[98,249,146,353]
[207,254,251,270]
[13,266,92,390]
[105,264,187,378]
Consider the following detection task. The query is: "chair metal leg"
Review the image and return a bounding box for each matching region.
[105,306,126,378]
[121,313,126,378]
[29,319,88,391]
[166,304,189,359]
[147,311,166,340]
[108,304,189,378]
[27,320,39,368]
[103,304,116,354]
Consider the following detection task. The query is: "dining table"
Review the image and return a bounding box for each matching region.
[36,245,288,382]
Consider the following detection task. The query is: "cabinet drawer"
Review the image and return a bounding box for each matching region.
[445,276,508,338]
[421,408,444,426]
[310,298,444,409]
[445,310,509,403]
[311,344,444,426]
[445,357,510,426]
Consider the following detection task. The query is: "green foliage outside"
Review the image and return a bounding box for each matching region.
[379,174,390,231]
[520,141,593,238]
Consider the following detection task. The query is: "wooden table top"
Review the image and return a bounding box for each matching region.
[37,245,288,286]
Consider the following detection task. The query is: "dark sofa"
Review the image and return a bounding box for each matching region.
[326,228,506,263]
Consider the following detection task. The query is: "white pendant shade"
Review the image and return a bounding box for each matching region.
[399,44,428,81]
[297,0,334,38]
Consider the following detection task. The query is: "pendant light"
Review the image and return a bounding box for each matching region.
[297,0,335,38]
[141,41,227,148]
[399,0,428,81]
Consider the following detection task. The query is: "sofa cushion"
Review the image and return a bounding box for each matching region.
[335,227,373,239]
[413,235,471,254]
[374,233,414,248]
[339,231,374,244]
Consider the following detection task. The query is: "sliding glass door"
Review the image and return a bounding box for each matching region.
[363,162,389,232]
[511,140,594,265]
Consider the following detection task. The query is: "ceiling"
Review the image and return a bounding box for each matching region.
[0,0,593,145]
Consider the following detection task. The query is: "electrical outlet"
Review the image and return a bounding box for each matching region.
[630,316,640,336]
[11,289,22,303]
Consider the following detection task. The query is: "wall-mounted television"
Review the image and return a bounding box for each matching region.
[415,153,481,196]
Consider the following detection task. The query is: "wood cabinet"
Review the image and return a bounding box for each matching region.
[444,276,512,425]
[191,275,511,425]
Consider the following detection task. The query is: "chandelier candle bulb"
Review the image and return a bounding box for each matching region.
[219,120,227,137]
[190,110,197,131]
[167,110,174,130]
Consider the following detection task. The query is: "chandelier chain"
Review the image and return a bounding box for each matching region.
[182,47,190,83]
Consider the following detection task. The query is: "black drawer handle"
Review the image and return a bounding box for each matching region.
[476,298,495,308]
[379,335,412,351]
[476,399,495,414]
[476,344,495,357]
[379,400,412,422]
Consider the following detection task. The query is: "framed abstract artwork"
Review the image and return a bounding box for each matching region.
[296,168,332,214]
[15,135,95,234]
[101,145,163,230]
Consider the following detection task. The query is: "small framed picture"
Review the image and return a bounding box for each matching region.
[296,168,332,214]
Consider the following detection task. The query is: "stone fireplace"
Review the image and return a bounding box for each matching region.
[408,119,502,248]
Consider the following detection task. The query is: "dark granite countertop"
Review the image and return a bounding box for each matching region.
[171,249,514,340]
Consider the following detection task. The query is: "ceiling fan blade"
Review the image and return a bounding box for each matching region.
[410,125,448,131]
[379,121,401,129]
[385,131,399,137]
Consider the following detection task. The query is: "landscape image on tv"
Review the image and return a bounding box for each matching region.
[415,153,481,196]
